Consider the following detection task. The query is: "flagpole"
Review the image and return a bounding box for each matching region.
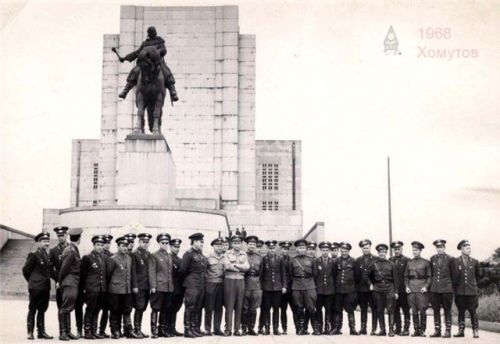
[387,156,393,257]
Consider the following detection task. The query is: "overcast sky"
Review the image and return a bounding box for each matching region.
[1,0,499,259]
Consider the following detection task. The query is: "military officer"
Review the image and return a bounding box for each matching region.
[125,233,136,253]
[316,241,335,335]
[260,240,286,335]
[130,233,152,338]
[389,241,410,336]
[106,236,140,339]
[23,232,55,340]
[278,240,296,334]
[242,236,263,335]
[452,240,482,338]
[80,235,107,339]
[255,239,266,334]
[223,234,250,336]
[57,227,82,341]
[302,241,318,334]
[332,242,359,335]
[364,244,399,337]
[148,233,174,338]
[256,240,265,255]
[49,226,69,310]
[331,242,340,259]
[167,238,184,336]
[222,237,230,253]
[289,239,319,335]
[328,242,341,334]
[204,238,225,336]
[355,239,378,335]
[98,234,113,338]
[429,239,454,338]
[404,241,431,337]
[180,232,207,338]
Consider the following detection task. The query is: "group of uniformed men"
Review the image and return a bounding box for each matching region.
[23,226,483,341]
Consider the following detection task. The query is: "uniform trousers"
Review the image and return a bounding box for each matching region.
[393,291,410,332]
[224,279,245,332]
[243,289,262,329]
[28,289,50,332]
[59,286,79,315]
[454,295,479,330]
[108,293,133,331]
[316,294,334,331]
[150,291,173,330]
[166,290,184,331]
[280,290,296,330]
[205,282,224,332]
[133,289,150,311]
[430,292,453,331]
[372,291,396,330]
[358,291,377,331]
[261,291,280,329]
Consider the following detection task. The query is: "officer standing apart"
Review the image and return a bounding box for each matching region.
[389,241,410,336]
[106,236,140,339]
[404,241,431,337]
[332,242,359,335]
[315,241,335,335]
[57,228,82,341]
[131,233,152,338]
[23,232,55,340]
[180,233,207,338]
[364,243,399,337]
[148,233,174,338]
[98,234,113,338]
[49,227,69,311]
[452,240,482,338]
[167,238,185,336]
[223,235,250,336]
[242,236,263,336]
[260,240,287,335]
[204,238,225,336]
[289,239,319,335]
[429,239,454,338]
[279,241,296,334]
[80,235,107,339]
[355,239,378,335]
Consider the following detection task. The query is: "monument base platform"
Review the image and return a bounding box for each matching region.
[116,134,176,206]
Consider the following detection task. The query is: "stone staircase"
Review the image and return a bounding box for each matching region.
[0,240,36,298]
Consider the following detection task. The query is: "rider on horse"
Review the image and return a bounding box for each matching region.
[118,26,178,103]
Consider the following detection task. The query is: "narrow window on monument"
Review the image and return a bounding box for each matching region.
[273,164,279,190]
[262,164,267,190]
[93,163,99,189]
[262,201,267,210]
[93,200,98,206]
[274,201,279,211]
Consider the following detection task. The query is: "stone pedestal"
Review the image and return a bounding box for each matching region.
[116,134,176,206]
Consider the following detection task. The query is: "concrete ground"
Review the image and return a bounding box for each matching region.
[1,299,498,343]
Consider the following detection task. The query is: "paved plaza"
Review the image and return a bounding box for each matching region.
[1,299,498,343]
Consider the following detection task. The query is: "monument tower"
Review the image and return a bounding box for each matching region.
[42,5,303,252]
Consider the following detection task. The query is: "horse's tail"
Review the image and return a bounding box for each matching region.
[147,104,155,132]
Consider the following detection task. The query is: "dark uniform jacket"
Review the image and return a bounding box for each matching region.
[404,257,431,292]
[261,254,286,291]
[80,250,107,292]
[333,255,358,293]
[289,253,317,290]
[364,258,399,293]
[131,247,151,290]
[59,243,81,288]
[23,247,54,290]
[281,254,293,290]
[148,249,174,292]
[316,256,335,295]
[355,254,377,292]
[451,255,481,296]
[429,253,454,293]
[171,253,184,294]
[107,252,136,294]
[49,242,68,280]
[245,251,263,291]
[180,248,207,289]
[389,255,409,293]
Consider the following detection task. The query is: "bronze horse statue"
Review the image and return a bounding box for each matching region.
[112,46,166,134]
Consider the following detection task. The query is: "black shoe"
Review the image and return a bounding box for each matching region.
[183,327,196,338]
[27,332,35,340]
[411,331,420,337]
[67,332,79,340]
[204,331,213,336]
[84,333,95,339]
[38,331,54,339]
[473,330,479,338]
[213,330,224,336]
[389,331,395,337]
[59,334,70,341]
[370,330,377,336]
[98,331,110,338]
[111,331,120,339]
[430,331,441,338]
[234,330,243,336]
[258,328,264,335]
[350,329,360,335]
[273,328,281,336]
[377,331,387,336]
[247,329,258,336]
[400,330,409,336]
[224,330,232,337]
[93,332,104,339]
[442,330,451,338]
[282,328,287,335]
[264,327,270,335]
